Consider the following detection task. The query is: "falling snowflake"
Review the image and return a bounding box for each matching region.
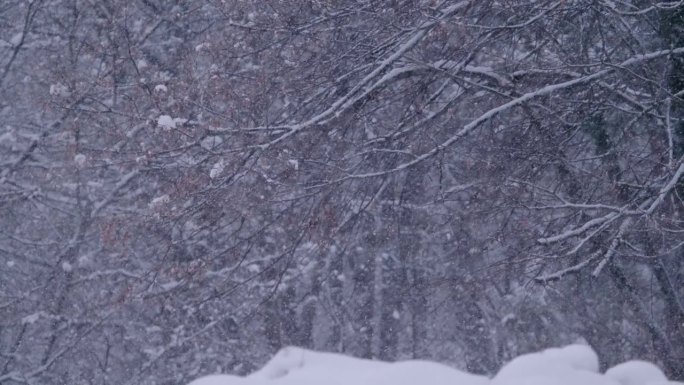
[210,159,225,179]
[74,153,86,166]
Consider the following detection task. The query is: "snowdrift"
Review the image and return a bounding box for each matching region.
[187,345,682,385]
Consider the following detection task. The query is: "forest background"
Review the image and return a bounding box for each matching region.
[1,1,683,384]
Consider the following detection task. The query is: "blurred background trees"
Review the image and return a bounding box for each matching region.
[1,0,683,384]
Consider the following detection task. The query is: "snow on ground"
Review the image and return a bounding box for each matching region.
[187,345,679,385]
[604,361,668,385]
[249,346,382,380]
[491,344,600,383]
[187,374,248,385]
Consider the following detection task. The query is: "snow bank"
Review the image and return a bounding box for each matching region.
[368,360,488,385]
[188,374,248,385]
[250,347,379,380]
[492,344,599,382]
[605,361,667,385]
[187,345,678,385]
